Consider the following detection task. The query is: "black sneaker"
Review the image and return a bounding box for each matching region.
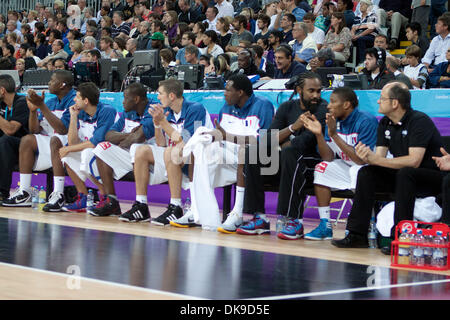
[151,204,183,226]
[119,201,151,222]
[331,232,369,248]
[42,191,65,212]
[2,189,32,207]
[90,195,122,217]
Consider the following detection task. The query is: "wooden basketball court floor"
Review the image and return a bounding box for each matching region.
[0,201,449,300]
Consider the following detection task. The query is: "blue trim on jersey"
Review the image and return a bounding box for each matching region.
[165,98,208,141]
[110,103,155,139]
[89,155,101,180]
[38,89,76,122]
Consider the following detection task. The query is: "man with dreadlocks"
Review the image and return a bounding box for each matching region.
[235,71,328,237]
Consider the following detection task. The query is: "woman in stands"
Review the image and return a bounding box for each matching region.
[216,17,232,51]
[34,33,49,60]
[351,0,379,64]
[200,30,224,58]
[213,54,232,80]
[160,48,175,68]
[193,21,207,48]
[16,58,25,83]
[163,10,179,47]
[322,11,352,63]
[68,40,83,69]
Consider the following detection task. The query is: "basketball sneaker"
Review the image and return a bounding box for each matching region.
[89,195,122,217]
[2,189,32,207]
[42,191,65,212]
[170,210,201,228]
[236,214,271,235]
[217,212,243,234]
[62,193,87,212]
[277,219,304,240]
[151,204,183,226]
[305,219,333,240]
[119,201,151,222]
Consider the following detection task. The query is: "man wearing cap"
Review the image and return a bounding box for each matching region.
[150,31,166,50]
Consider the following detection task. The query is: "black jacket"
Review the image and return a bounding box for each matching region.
[362,65,396,89]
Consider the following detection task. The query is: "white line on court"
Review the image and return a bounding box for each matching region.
[0,261,205,300]
[248,278,450,300]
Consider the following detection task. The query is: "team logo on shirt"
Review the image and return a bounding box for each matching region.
[385,130,391,140]
[401,130,408,137]
[315,162,328,173]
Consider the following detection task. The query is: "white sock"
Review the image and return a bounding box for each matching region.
[54,176,65,193]
[318,206,330,220]
[231,186,244,217]
[20,174,32,193]
[136,195,147,204]
[170,198,182,207]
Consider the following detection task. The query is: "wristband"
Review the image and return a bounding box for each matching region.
[288,124,295,134]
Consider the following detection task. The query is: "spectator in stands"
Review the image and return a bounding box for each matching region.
[411,0,431,41]
[0,57,14,70]
[280,13,296,44]
[204,7,219,32]
[373,34,392,57]
[377,0,412,50]
[314,2,334,33]
[303,12,325,51]
[126,38,138,56]
[87,49,101,63]
[68,40,83,68]
[236,0,261,15]
[385,56,413,89]
[25,47,41,65]
[213,54,232,79]
[276,0,306,24]
[160,48,175,68]
[193,21,207,47]
[405,22,430,59]
[34,33,48,60]
[67,4,82,31]
[351,0,379,64]
[231,48,268,77]
[429,47,450,88]
[322,12,352,63]
[20,24,31,39]
[251,44,275,78]
[80,8,97,35]
[254,14,271,43]
[52,58,66,70]
[15,59,25,82]
[361,47,395,89]
[332,82,443,249]
[273,45,306,78]
[111,0,125,16]
[111,11,131,38]
[403,45,429,89]
[113,37,130,57]
[129,17,143,39]
[237,72,327,237]
[422,14,450,72]
[337,0,356,29]
[216,17,232,50]
[100,36,119,59]
[178,0,201,26]
[56,19,70,47]
[82,36,98,52]
[290,21,318,65]
[215,0,234,19]
[226,15,254,53]
[301,87,378,241]
[184,44,200,64]
[136,21,151,50]
[0,74,29,201]
[266,30,283,65]
[163,11,179,47]
[430,0,448,38]
[307,47,338,73]
[150,31,165,51]
[260,0,278,31]
[22,34,35,49]
[53,0,66,19]
[5,20,22,43]
[200,30,224,58]
[2,44,16,66]
[6,33,20,58]
[175,32,195,64]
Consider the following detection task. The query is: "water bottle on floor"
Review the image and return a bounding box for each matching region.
[398,228,411,265]
[410,229,425,266]
[38,187,46,212]
[276,215,286,233]
[31,186,39,210]
[368,215,377,249]
[423,234,433,266]
[431,231,445,268]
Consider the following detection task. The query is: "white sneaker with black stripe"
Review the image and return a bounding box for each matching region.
[151,204,183,226]
[119,201,151,222]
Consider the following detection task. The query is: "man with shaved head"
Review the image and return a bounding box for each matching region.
[332,81,445,250]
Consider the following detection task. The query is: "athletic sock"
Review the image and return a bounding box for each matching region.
[136,195,147,204]
[231,186,244,217]
[170,198,182,207]
[19,174,32,193]
[53,176,65,193]
[318,206,331,228]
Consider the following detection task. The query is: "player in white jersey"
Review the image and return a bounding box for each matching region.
[90,83,156,217]
[119,79,213,223]
[301,87,378,240]
[2,70,75,207]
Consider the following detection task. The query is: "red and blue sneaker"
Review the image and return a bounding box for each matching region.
[277,219,304,240]
[62,193,87,212]
[236,214,271,235]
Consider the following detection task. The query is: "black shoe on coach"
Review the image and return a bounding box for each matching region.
[331,232,369,248]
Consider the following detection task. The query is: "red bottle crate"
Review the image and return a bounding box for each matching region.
[391,220,449,271]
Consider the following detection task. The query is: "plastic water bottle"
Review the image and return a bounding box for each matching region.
[410,229,425,266]
[38,186,46,212]
[443,236,448,266]
[423,235,433,266]
[31,186,39,210]
[276,215,286,233]
[368,215,377,249]
[398,228,411,265]
[431,231,445,268]
[87,189,94,211]
[183,197,191,214]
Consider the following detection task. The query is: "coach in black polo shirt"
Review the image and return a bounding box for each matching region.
[0,75,29,201]
[332,81,444,249]
[273,46,306,79]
